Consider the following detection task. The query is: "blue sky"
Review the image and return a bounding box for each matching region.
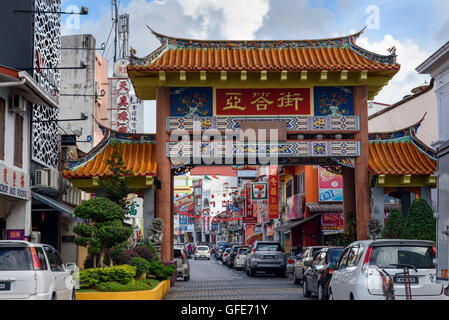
[61,0,449,133]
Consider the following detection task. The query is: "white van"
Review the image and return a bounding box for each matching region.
[329,239,449,300]
[0,241,77,300]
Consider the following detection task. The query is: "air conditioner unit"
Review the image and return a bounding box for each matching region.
[35,170,49,187]
[10,94,27,114]
[31,231,41,244]
[44,168,60,190]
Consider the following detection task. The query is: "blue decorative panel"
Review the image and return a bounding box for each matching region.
[314,87,354,116]
[170,87,213,117]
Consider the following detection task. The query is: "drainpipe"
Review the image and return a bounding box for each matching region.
[0,78,26,87]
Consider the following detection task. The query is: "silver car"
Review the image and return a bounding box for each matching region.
[174,246,190,281]
[246,241,286,277]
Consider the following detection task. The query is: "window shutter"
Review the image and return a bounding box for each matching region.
[14,114,23,168]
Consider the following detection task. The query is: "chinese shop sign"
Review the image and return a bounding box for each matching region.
[244,183,257,224]
[109,78,144,133]
[0,164,29,200]
[216,88,311,116]
[268,165,279,219]
[318,166,343,202]
[321,212,344,234]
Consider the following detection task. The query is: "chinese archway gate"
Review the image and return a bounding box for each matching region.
[127,27,400,262]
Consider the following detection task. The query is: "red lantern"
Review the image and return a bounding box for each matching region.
[223,194,226,197]
[211,195,215,199]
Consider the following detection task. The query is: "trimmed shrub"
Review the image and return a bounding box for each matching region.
[402,198,436,242]
[96,280,154,292]
[132,246,156,263]
[131,257,151,277]
[147,260,176,280]
[114,249,140,265]
[382,209,404,239]
[79,265,136,288]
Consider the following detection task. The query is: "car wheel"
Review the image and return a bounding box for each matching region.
[293,272,300,284]
[249,268,256,277]
[318,283,327,301]
[328,288,334,301]
[184,275,190,281]
[51,293,57,300]
[303,278,311,298]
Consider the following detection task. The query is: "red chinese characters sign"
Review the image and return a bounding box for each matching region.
[321,213,344,234]
[268,165,279,219]
[216,88,311,115]
[244,183,257,224]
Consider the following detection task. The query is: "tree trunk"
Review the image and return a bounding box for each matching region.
[93,255,97,268]
[98,251,105,268]
[109,252,114,267]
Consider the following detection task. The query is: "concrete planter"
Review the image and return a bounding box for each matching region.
[75,279,171,300]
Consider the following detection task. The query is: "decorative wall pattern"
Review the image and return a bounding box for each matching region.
[167,115,360,132]
[314,87,353,116]
[32,104,59,168]
[33,0,61,103]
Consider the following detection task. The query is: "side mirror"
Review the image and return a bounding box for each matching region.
[66,263,77,275]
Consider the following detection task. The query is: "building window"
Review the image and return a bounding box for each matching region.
[14,114,23,168]
[0,98,5,160]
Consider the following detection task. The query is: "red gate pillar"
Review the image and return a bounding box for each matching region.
[353,86,370,240]
[156,86,173,263]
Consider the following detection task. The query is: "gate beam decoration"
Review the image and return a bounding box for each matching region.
[127,27,400,262]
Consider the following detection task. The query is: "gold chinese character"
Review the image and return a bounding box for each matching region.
[223,93,246,110]
[250,92,274,111]
[277,92,304,111]
[270,187,278,196]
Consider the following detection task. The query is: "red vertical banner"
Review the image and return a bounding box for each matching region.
[244,183,257,224]
[269,165,279,219]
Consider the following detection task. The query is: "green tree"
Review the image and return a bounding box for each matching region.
[73,197,133,268]
[99,141,134,211]
[401,198,436,242]
[333,211,356,247]
[382,209,404,239]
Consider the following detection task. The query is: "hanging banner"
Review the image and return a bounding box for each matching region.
[268,165,279,219]
[318,166,343,202]
[321,212,344,234]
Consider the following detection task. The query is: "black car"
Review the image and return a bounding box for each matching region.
[303,247,344,300]
[226,245,241,267]
[293,246,326,284]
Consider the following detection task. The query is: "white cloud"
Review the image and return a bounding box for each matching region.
[356,35,431,104]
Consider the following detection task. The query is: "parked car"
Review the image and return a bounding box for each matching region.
[174,246,190,281]
[226,245,242,268]
[246,241,286,277]
[303,247,344,300]
[194,245,211,260]
[293,246,326,284]
[215,242,228,259]
[222,248,232,265]
[0,241,77,300]
[287,252,303,275]
[329,239,449,300]
[234,246,249,270]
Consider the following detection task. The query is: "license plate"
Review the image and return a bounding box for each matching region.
[394,276,419,284]
[264,255,275,259]
[0,282,11,291]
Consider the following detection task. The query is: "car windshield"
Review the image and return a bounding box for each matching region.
[232,247,239,252]
[174,249,183,258]
[256,244,281,251]
[225,248,231,253]
[239,248,248,254]
[369,246,435,269]
[329,249,344,268]
[197,246,209,251]
[0,247,33,271]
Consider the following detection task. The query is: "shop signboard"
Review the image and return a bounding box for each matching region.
[0,164,30,200]
[244,183,257,224]
[251,182,268,201]
[321,212,344,234]
[268,165,279,219]
[287,194,303,220]
[318,166,343,202]
[216,88,311,116]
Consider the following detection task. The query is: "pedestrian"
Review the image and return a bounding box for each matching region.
[188,243,192,254]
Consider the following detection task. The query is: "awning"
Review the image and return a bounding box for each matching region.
[31,192,76,219]
[306,202,401,213]
[275,213,322,232]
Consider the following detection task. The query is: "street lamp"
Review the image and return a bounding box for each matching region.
[14,6,89,15]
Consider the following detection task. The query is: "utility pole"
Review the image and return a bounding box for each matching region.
[111,0,118,64]
[119,14,130,59]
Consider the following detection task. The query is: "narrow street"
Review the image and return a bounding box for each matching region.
[164,256,311,300]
